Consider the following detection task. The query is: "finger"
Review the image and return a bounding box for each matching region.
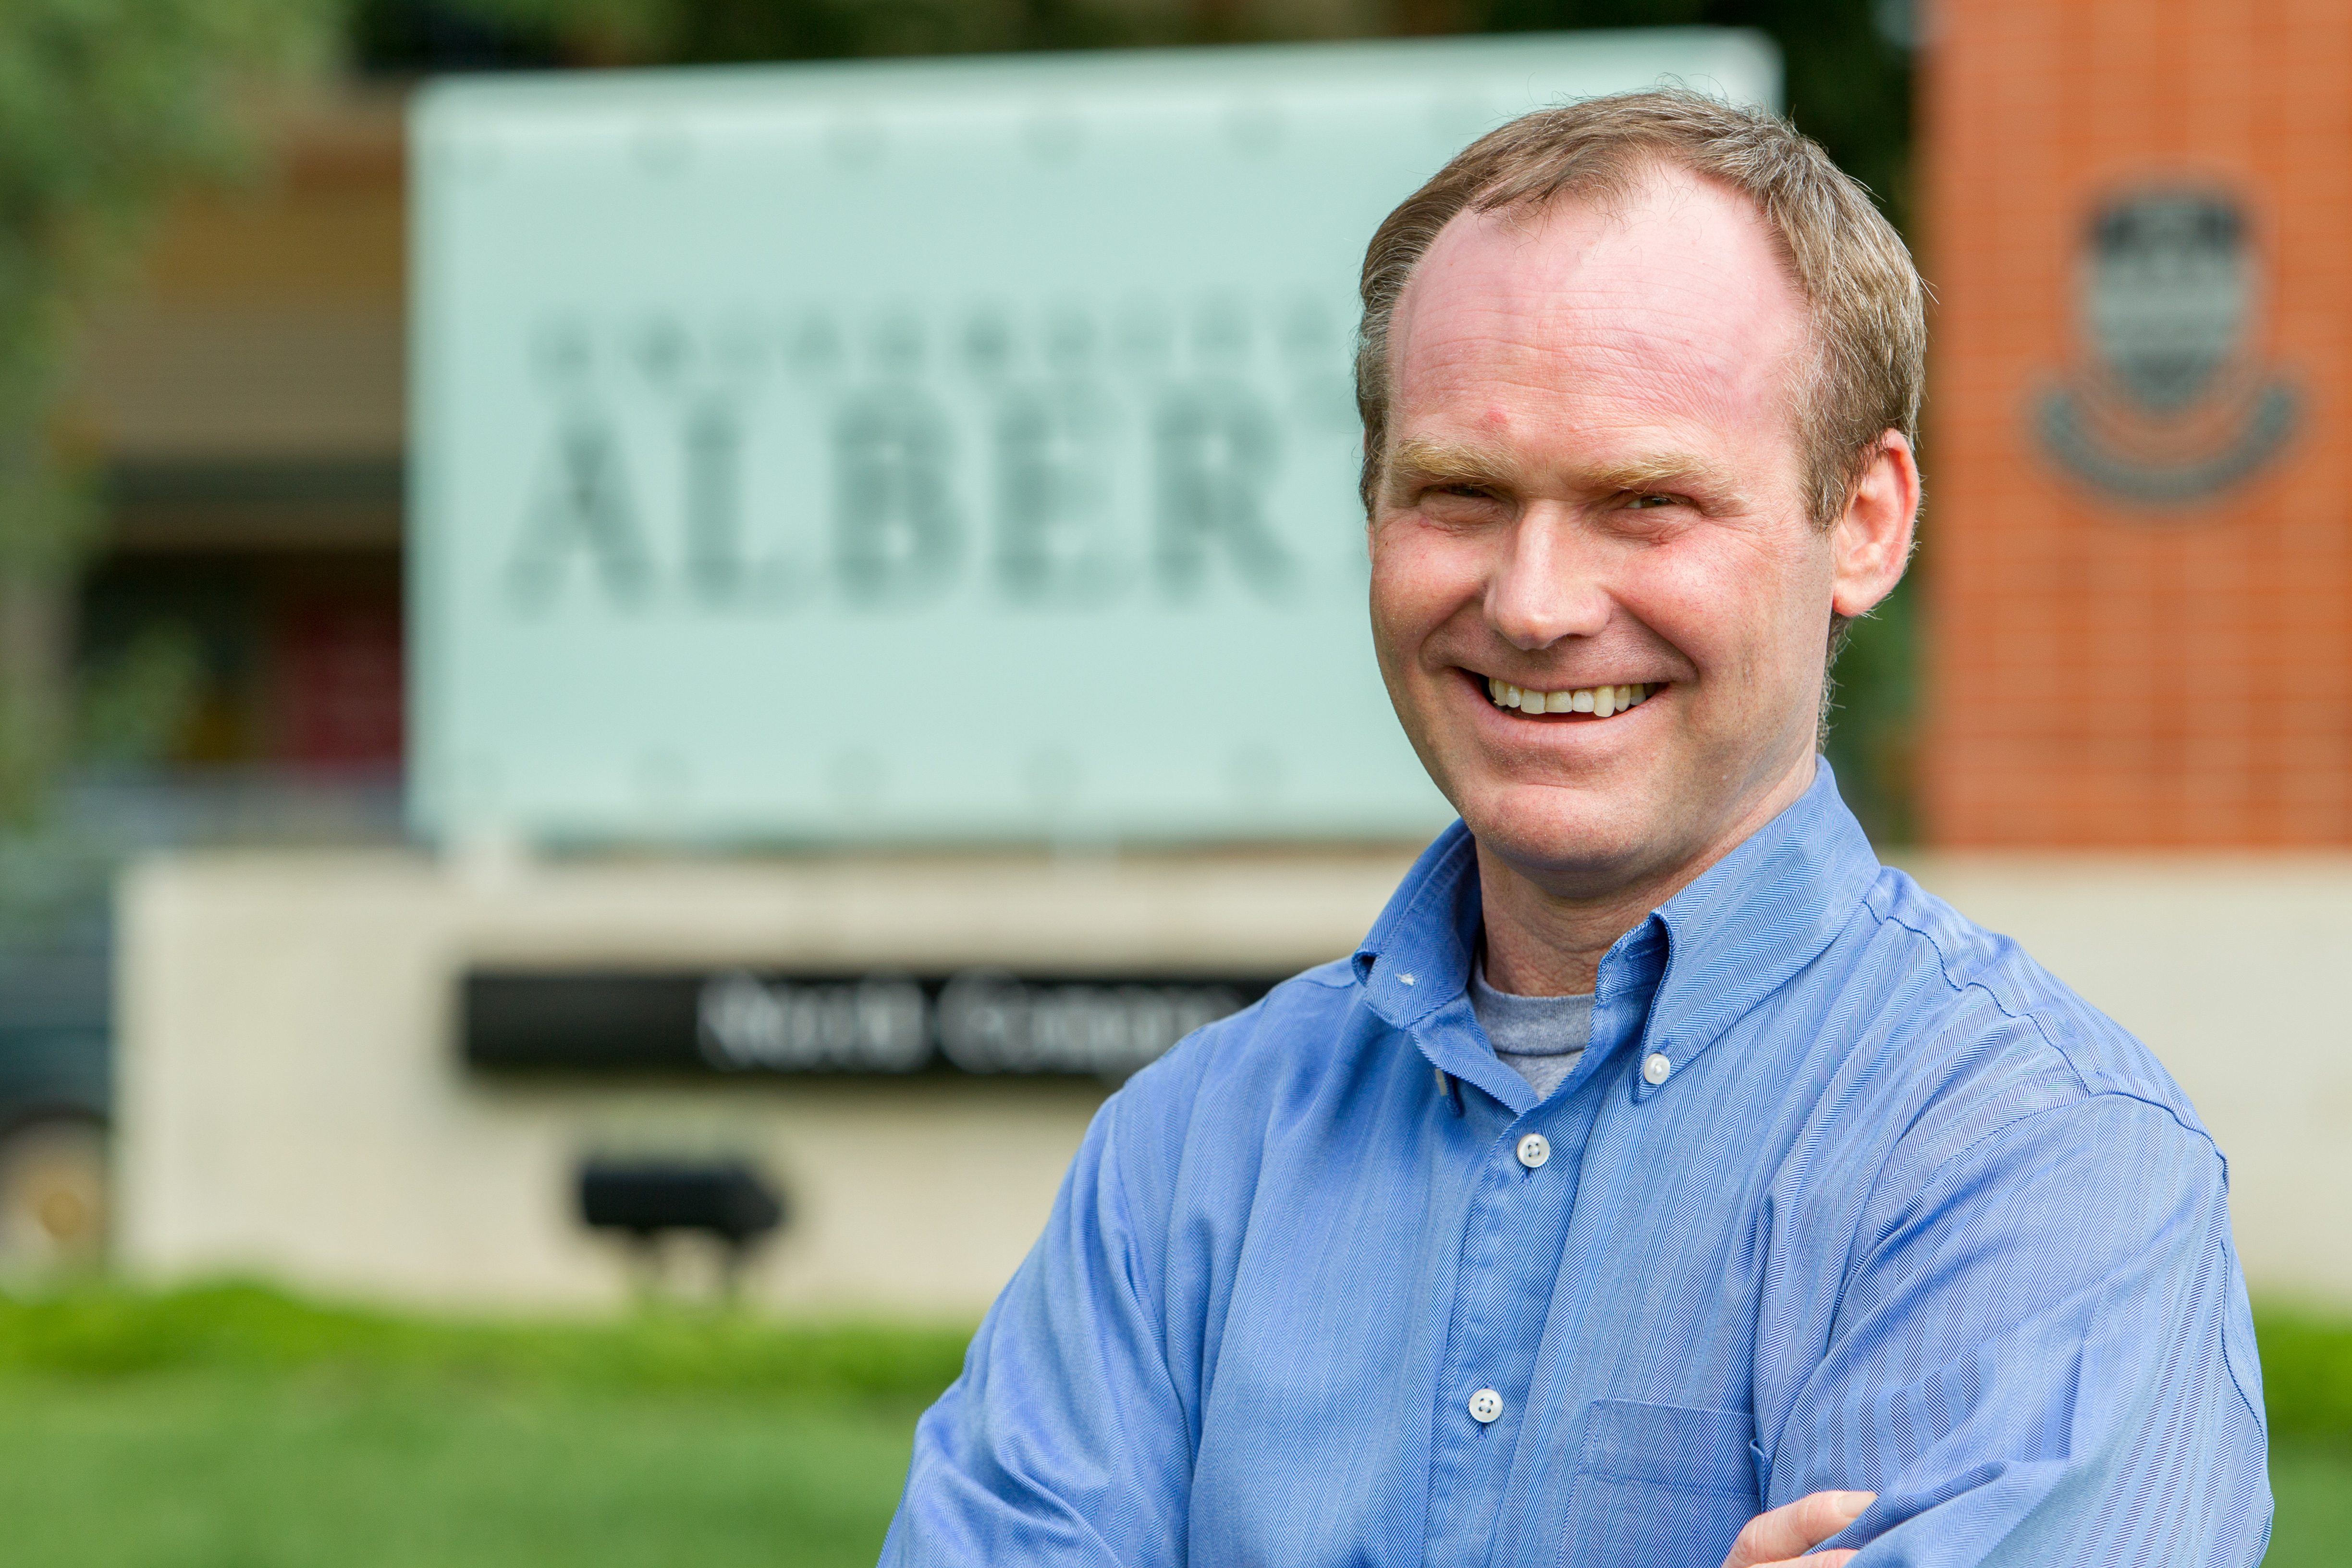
[1748,1549,1860,1568]
[1721,1491,1875,1568]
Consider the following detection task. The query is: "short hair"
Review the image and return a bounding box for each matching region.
[1354,88,1925,531]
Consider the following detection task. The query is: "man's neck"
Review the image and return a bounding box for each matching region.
[1477,755,1818,997]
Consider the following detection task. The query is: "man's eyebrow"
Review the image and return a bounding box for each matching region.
[1386,438,1752,509]
[1580,452,1751,508]
[1384,436,1516,490]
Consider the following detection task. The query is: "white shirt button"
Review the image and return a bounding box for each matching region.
[1643,1053,1673,1086]
[1468,1387,1504,1423]
[1515,1132,1550,1169]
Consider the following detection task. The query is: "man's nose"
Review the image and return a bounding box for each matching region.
[1484,509,1611,651]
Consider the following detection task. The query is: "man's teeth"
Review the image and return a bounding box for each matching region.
[1485,678,1655,717]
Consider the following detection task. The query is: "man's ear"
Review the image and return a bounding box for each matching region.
[1829,431,1920,620]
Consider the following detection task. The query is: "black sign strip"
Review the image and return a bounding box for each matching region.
[463,967,1287,1081]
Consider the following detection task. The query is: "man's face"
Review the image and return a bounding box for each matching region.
[1369,167,1870,901]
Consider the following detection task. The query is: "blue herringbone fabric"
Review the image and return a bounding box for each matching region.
[882,764,2270,1568]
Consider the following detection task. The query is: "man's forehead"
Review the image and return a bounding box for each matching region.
[1389,168,1810,426]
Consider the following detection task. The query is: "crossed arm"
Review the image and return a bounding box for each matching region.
[884,1087,2269,1565]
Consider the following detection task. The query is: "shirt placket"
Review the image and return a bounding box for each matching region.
[1420,1082,1600,1567]
[1419,929,1667,1568]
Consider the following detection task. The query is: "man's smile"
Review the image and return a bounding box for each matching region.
[1472,672,1663,721]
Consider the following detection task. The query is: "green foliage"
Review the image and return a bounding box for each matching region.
[1824,573,1916,843]
[0,1277,975,1397]
[0,0,334,824]
[417,0,1172,66]
[1474,0,1912,230]
[0,0,333,428]
[2255,1308,2352,1442]
[73,619,204,769]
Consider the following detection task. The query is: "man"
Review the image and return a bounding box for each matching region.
[882,91,2268,1567]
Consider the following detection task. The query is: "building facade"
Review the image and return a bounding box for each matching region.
[1922,0,2352,845]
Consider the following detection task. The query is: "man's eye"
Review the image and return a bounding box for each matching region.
[1432,483,1490,500]
[1624,493,1678,510]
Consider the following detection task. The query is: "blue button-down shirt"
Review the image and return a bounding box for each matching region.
[883,766,2270,1567]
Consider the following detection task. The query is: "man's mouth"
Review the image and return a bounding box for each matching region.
[1482,676,1658,719]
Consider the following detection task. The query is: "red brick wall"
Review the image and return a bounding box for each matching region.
[1920,0,2352,845]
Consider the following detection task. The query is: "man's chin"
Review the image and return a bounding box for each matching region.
[1458,789,1687,905]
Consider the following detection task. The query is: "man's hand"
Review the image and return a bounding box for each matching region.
[1721,1490,1875,1568]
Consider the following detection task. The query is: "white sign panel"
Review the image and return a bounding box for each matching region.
[410,31,1778,844]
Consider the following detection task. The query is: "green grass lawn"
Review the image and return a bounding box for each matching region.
[0,1284,2343,1565]
[2266,1440,2352,1568]
[0,1284,967,1568]
[0,1374,922,1568]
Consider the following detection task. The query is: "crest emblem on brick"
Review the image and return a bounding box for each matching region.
[2034,187,2297,506]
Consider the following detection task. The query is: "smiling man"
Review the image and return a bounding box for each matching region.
[882,92,2269,1568]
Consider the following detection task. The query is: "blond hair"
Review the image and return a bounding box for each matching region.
[1355,88,1924,530]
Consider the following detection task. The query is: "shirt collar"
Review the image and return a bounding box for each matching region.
[1353,761,1881,1097]
[1352,818,1482,1034]
[1636,759,1883,1091]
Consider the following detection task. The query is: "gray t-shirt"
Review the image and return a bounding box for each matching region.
[1469,957,1595,1101]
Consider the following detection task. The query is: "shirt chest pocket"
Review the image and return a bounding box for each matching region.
[1557,1400,1761,1568]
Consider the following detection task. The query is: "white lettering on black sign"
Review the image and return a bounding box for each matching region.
[465,965,1276,1082]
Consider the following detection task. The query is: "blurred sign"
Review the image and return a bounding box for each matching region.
[410,32,1779,844]
[465,967,1283,1081]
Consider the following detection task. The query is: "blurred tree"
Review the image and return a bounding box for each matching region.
[1468,0,1911,224]
[356,0,564,69]
[0,0,333,825]
[382,0,1178,65]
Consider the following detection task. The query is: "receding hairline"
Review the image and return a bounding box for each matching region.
[1386,145,1815,347]
[1481,148,1779,235]
[1403,152,1801,288]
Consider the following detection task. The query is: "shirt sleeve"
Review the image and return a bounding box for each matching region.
[880,1089,1192,1568]
[1764,1090,2272,1566]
